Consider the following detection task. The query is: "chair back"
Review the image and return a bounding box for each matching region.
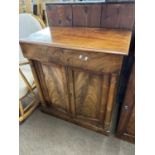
[19,13,43,60]
[19,13,42,39]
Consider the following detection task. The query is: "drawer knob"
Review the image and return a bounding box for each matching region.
[79,55,83,59]
[79,55,88,61]
[84,56,88,61]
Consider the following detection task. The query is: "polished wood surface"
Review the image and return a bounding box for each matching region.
[20,27,132,55]
[41,63,70,113]
[46,3,135,30]
[116,63,135,143]
[74,71,101,119]
[101,3,135,29]
[20,43,124,74]
[72,4,102,27]
[46,5,72,26]
[27,59,121,134]
[20,21,132,134]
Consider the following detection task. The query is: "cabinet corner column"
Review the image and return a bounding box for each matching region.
[29,60,46,107]
[104,74,118,131]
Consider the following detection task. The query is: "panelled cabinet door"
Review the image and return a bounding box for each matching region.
[69,68,118,131]
[35,61,70,114]
[32,60,120,133]
[73,70,104,126]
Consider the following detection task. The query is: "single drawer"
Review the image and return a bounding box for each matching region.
[21,43,123,73]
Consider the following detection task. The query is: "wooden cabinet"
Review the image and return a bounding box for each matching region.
[20,26,132,135]
[116,63,135,142]
[30,58,120,134]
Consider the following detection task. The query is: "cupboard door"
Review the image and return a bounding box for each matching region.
[74,70,102,122]
[71,69,118,130]
[39,62,70,114]
[117,63,135,143]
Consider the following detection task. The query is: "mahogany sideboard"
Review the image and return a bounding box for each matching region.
[20,1,134,135]
[20,26,132,135]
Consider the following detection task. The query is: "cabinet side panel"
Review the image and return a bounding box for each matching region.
[29,60,46,106]
[126,105,135,136]
[33,61,51,103]
[116,63,135,143]
[41,63,70,113]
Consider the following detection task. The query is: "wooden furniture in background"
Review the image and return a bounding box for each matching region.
[45,2,135,30]
[19,0,44,20]
[20,26,132,134]
[19,0,32,13]
[116,62,135,143]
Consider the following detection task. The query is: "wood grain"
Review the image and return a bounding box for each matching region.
[73,70,101,119]
[33,61,50,103]
[45,3,135,30]
[72,4,102,27]
[126,105,135,136]
[116,63,135,143]
[20,43,123,74]
[20,48,123,135]
[20,27,132,55]
[19,6,132,134]
[104,74,118,130]
[101,3,135,29]
[100,74,110,123]
[29,60,46,106]
[41,62,70,113]
[41,105,109,135]
[67,68,76,116]
[46,5,72,26]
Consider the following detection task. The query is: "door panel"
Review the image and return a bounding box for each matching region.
[33,60,119,132]
[41,63,70,113]
[74,70,102,119]
[72,69,117,129]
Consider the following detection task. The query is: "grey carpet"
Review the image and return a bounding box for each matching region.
[19,109,135,155]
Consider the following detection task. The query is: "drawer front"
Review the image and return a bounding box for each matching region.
[21,43,123,74]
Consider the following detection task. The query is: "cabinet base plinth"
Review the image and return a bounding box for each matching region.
[41,106,109,136]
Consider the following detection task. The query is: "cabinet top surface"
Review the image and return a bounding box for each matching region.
[20,27,132,55]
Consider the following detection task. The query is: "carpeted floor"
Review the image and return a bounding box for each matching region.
[19,108,135,155]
